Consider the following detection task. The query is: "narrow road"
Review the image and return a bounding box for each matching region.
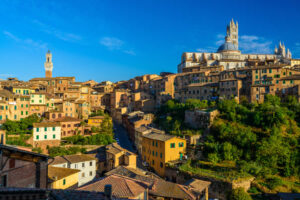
[113,122,134,152]
[113,121,147,170]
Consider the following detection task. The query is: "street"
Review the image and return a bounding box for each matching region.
[113,121,147,170]
[113,122,134,152]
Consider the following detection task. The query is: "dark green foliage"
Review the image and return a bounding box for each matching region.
[90,110,105,117]
[228,188,252,200]
[6,134,32,147]
[265,177,283,190]
[32,147,42,154]
[204,94,300,178]
[155,99,215,136]
[64,133,114,145]
[48,146,86,157]
[2,114,41,135]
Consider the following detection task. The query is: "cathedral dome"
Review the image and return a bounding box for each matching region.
[217,36,238,53]
[217,41,238,52]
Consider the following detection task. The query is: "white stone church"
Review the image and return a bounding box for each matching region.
[178,19,295,73]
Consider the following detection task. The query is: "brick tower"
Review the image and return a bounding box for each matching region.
[44,50,53,78]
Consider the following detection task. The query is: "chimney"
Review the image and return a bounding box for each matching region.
[104,184,112,200]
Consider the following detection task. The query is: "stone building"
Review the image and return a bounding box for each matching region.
[50,154,97,187]
[178,19,292,73]
[0,144,49,189]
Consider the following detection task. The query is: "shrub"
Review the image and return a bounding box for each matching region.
[265,177,283,190]
[228,187,252,200]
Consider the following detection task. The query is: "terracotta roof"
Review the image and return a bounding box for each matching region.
[33,122,60,128]
[143,132,175,142]
[150,179,196,200]
[0,188,109,200]
[77,175,147,198]
[48,166,80,181]
[63,154,96,163]
[184,178,211,193]
[50,156,68,165]
[54,116,81,122]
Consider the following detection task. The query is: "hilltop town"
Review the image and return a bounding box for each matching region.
[0,20,300,200]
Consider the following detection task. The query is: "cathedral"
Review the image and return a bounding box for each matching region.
[178,19,294,73]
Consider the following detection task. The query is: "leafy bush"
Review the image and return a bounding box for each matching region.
[265,177,283,190]
[48,146,86,157]
[228,187,252,200]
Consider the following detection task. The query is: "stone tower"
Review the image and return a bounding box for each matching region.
[44,50,53,78]
[226,19,238,49]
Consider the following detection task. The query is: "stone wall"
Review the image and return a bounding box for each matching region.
[165,166,253,200]
[185,109,219,129]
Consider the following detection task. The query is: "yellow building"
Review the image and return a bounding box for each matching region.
[12,86,34,95]
[30,93,46,105]
[87,116,105,127]
[48,166,80,189]
[142,132,186,177]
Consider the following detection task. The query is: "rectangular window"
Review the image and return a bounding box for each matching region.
[179,142,184,147]
[36,135,39,140]
[0,116,2,120]
[82,172,85,177]
[160,162,163,168]
[36,128,39,132]
[26,104,28,108]
[90,161,93,166]
[160,153,162,158]
[53,134,56,139]
[276,80,279,84]
[52,127,55,131]
[170,143,175,148]
[290,72,292,75]
[14,106,17,110]
[31,100,34,103]
[283,80,286,84]
[291,80,294,84]
[152,141,154,146]
[82,163,85,168]
[44,135,47,139]
[26,111,28,115]
[14,115,17,120]
[255,69,258,73]
[255,75,258,79]
[21,111,23,115]
[44,127,47,131]
[5,106,8,110]
[63,179,66,185]
[155,141,158,147]
[90,171,93,176]
[39,100,42,103]
[269,69,272,73]
[21,104,23,108]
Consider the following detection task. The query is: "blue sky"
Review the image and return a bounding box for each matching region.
[0,0,300,82]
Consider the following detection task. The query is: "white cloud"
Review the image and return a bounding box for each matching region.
[196,47,217,52]
[239,35,272,54]
[195,34,273,54]
[100,37,124,50]
[3,30,47,49]
[217,34,225,39]
[100,36,136,55]
[123,50,136,56]
[0,74,14,78]
[32,20,81,42]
